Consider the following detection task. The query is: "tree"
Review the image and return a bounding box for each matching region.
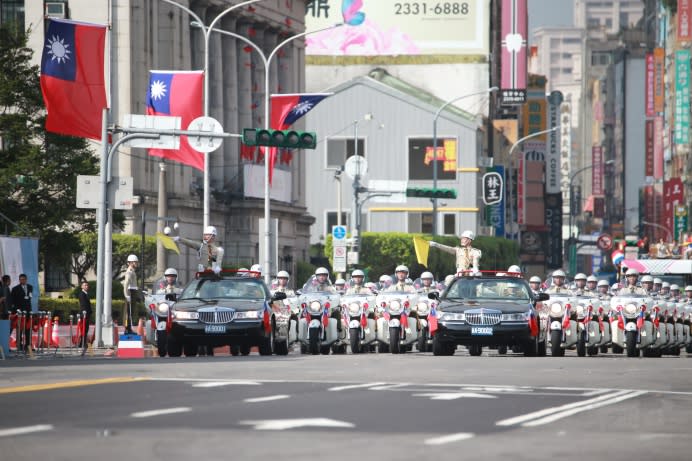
[0,23,101,282]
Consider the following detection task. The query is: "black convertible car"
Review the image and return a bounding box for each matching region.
[428,271,549,356]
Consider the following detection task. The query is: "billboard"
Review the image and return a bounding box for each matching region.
[499,0,527,105]
[305,0,488,56]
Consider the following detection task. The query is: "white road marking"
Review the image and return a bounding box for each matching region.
[368,383,410,391]
[496,390,632,427]
[328,382,386,391]
[244,395,291,403]
[131,407,191,418]
[414,392,497,400]
[0,425,53,437]
[239,418,355,431]
[424,432,475,446]
[191,380,261,387]
[522,391,647,427]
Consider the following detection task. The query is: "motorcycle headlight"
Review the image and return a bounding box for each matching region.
[576,305,585,317]
[625,303,637,315]
[440,312,465,322]
[550,303,564,315]
[155,302,170,316]
[173,310,198,320]
[501,312,529,322]
[235,310,261,320]
[416,302,430,315]
[309,300,322,314]
[389,300,402,313]
[348,303,361,315]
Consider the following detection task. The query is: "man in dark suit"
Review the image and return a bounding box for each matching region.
[11,274,33,351]
[77,280,92,349]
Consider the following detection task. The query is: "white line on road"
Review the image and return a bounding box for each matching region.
[0,425,53,437]
[522,390,647,427]
[244,395,291,403]
[191,380,261,387]
[239,418,355,430]
[413,392,497,400]
[424,432,475,446]
[495,390,632,427]
[368,383,410,391]
[328,382,386,391]
[131,407,191,418]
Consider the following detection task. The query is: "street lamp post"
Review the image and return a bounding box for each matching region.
[506,126,559,240]
[641,220,672,242]
[431,87,498,236]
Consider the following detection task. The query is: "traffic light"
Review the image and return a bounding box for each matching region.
[242,128,317,149]
[405,187,457,199]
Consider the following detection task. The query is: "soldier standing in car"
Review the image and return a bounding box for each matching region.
[174,225,224,274]
[428,230,481,273]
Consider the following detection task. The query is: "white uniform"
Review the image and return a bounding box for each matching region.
[618,285,648,296]
[387,281,415,293]
[179,237,224,273]
[430,242,481,272]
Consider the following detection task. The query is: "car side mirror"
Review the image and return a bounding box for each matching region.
[272,291,287,302]
[537,292,550,301]
[428,292,439,301]
[165,293,178,302]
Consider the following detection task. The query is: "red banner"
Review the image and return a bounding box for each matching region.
[662,178,684,238]
[645,53,655,117]
[679,0,691,42]
[654,48,665,113]
[645,120,654,176]
[592,145,603,195]
[500,0,528,105]
[653,116,664,179]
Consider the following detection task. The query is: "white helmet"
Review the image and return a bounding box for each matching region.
[625,268,639,276]
[444,274,455,285]
[640,275,654,283]
[653,278,663,285]
[597,279,610,287]
[611,283,620,290]
[529,276,541,284]
[508,265,521,273]
[421,271,434,279]
[379,274,392,283]
[662,282,670,288]
[315,267,329,276]
[250,264,262,274]
[127,254,139,263]
[587,275,598,283]
[335,278,346,285]
[351,269,365,278]
[670,284,680,291]
[395,265,409,273]
[552,269,566,278]
[164,268,178,277]
[685,285,692,292]
[461,230,475,240]
[204,225,217,236]
[277,270,290,279]
[574,273,587,281]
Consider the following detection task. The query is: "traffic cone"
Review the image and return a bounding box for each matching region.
[137,318,146,343]
[51,318,60,348]
[43,317,52,348]
[113,320,119,346]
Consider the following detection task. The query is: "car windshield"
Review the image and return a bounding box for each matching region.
[446,278,531,301]
[179,277,268,300]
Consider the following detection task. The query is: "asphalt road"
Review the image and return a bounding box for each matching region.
[1,348,691,461]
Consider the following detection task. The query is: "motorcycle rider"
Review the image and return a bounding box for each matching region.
[272,270,295,297]
[175,225,224,274]
[660,281,671,299]
[428,230,482,273]
[684,285,692,303]
[418,271,438,293]
[529,276,542,294]
[640,275,655,294]
[312,267,336,293]
[652,278,663,295]
[378,274,393,291]
[156,268,182,296]
[610,283,621,296]
[618,268,647,295]
[596,279,610,298]
[345,269,372,295]
[572,273,588,293]
[507,265,522,275]
[387,265,416,293]
[669,284,681,302]
[334,278,347,294]
[545,269,573,294]
[586,275,598,293]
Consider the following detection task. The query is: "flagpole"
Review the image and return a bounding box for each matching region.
[95,107,108,348]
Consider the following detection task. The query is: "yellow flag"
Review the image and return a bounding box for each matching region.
[413,236,430,267]
[156,232,180,255]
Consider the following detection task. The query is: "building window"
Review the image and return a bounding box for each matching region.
[0,0,25,29]
[326,138,364,169]
[325,211,349,236]
[408,137,456,180]
[443,213,456,235]
[408,212,433,234]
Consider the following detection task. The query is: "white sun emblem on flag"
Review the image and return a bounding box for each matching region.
[150,80,167,100]
[46,35,72,64]
[291,100,314,115]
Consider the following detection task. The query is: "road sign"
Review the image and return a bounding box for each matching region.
[76,175,134,210]
[333,241,347,273]
[596,233,613,251]
[332,225,347,240]
[187,116,224,153]
[344,155,368,180]
[121,114,180,149]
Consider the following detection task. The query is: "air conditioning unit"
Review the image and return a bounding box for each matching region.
[45,2,67,19]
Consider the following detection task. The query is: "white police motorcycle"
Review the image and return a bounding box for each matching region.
[143,271,181,357]
[609,293,656,357]
[375,287,420,354]
[297,275,344,354]
[411,276,444,352]
[573,293,607,357]
[269,279,300,355]
[340,289,377,353]
[546,292,578,356]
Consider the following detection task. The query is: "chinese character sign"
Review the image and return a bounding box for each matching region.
[482,171,503,205]
[675,49,690,145]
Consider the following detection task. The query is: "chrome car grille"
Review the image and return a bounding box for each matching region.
[198,308,235,324]
[464,309,502,326]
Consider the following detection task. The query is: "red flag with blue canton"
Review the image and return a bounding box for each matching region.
[267,93,330,184]
[146,71,204,170]
[428,304,439,335]
[529,310,539,337]
[263,302,271,334]
[636,309,645,329]
[40,19,107,140]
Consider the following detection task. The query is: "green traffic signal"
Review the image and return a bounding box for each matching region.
[405,187,457,199]
[242,128,316,149]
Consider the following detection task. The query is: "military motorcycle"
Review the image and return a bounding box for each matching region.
[269,282,300,355]
[297,276,344,355]
[609,294,656,357]
[375,289,420,354]
[144,276,181,357]
[546,292,578,357]
[411,278,444,352]
[339,291,377,353]
[573,294,607,357]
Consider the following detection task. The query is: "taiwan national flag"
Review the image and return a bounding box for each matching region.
[428,305,439,335]
[266,93,331,184]
[146,71,204,170]
[40,19,108,140]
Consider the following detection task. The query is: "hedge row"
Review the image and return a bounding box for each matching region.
[35,298,148,324]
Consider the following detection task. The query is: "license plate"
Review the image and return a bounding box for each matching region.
[471,326,493,336]
[204,324,226,334]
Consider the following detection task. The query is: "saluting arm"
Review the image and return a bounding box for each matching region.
[429,241,457,256]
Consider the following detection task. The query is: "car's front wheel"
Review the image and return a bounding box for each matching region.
[432,336,454,356]
[468,344,482,356]
[184,343,198,357]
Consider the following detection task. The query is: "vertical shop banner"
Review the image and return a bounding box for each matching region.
[485,166,505,238]
[500,0,527,105]
[679,0,691,42]
[663,180,673,235]
[592,146,603,195]
[645,120,654,177]
[653,116,664,179]
[559,102,572,217]
[645,53,655,117]
[544,193,563,269]
[675,50,690,145]
[517,154,524,225]
[546,91,563,194]
[644,186,655,235]
[675,206,688,242]
[653,48,665,113]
